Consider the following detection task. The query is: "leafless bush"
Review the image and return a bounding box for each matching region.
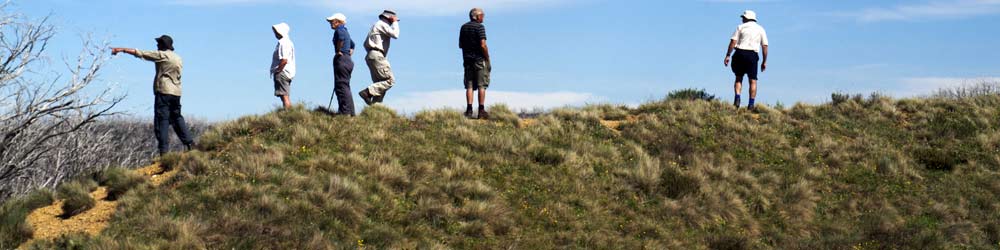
[932,79,1000,99]
[0,2,135,202]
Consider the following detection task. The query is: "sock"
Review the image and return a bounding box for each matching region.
[466,104,473,111]
[734,94,741,105]
[478,105,485,110]
[748,98,756,107]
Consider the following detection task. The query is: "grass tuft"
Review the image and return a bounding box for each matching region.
[57,179,98,218]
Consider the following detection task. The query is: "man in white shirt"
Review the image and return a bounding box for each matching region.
[359,10,401,105]
[271,22,296,109]
[724,10,768,111]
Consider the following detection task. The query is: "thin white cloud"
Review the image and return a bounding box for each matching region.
[382,89,602,113]
[846,0,1000,22]
[166,0,572,16]
[699,0,780,3]
[896,76,1000,96]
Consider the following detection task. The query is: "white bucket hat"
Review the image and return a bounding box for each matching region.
[742,10,757,21]
[326,13,347,22]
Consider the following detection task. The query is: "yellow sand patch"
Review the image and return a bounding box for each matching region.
[599,115,640,131]
[20,163,174,248]
[23,187,116,244]
[137,163,179,186]
[519,118,538,128]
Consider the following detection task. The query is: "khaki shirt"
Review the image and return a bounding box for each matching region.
[134,50,183,96]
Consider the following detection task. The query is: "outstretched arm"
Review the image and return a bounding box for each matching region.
[111,47,138,56]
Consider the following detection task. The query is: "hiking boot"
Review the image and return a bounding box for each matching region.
[748,105,758,113]
[373,94,385,104]
[358,89,374,105]
[477,109,490,120]
[734,98,741,108]
[464,109,475,119]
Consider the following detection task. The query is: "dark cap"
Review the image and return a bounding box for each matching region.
[155,35,174,50]
[380,9,398,20]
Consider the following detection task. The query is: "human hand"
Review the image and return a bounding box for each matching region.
[761,62,767,72]
[724,56,730,67]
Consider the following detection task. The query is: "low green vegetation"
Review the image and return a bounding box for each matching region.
[11,92,1000,249]
[0,190,54,249]
[97,167,146,201]
[56,179,98,219]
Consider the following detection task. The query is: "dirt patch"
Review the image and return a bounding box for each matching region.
[519,118,538,128]
[22,187,116,244]
[137,163,178,186]
[599,115,640,131]
[20,163,173,248]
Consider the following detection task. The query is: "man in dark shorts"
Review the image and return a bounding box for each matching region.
[724,10,769,111]
[459,8,492,119]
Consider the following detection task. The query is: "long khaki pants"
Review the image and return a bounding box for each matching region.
[365,50,394,97]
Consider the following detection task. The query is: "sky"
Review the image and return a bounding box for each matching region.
[15,0,1000,121]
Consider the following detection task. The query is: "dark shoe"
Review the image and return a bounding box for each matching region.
[477,109,490,120]
[734,98,741,108]
[373,93,385,104]
[464,109,475,119]
[748,105,758,113]
[358,89,374,105]
[185,143,195,152]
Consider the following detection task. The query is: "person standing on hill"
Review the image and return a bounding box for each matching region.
[358,10,400,106]
[328,13,356,116]
[724,10,768,111]
[111,35,195,156]
[271,22,297,110]
[459,8,492,119]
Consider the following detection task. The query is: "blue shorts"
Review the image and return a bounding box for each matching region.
[731,49,759,81]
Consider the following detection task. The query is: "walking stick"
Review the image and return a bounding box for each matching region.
[327,88,336,111]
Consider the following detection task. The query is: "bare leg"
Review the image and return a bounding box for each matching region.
[466,88,474,106]
[478,88,486,106]
[281,95,291,109]
[749,79,758,99]
[734,79,743,95]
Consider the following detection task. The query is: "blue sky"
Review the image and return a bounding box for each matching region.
[17,0,1000,120]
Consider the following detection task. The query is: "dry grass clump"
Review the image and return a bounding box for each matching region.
[98,167,146,201]
[12,93,1000,249]
[0,190,54,248]
[56,179,98,218]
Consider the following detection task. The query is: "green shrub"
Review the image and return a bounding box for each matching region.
[667,88,717,102]
[99,167,145,201]
[57,180,98,218]
[0,190,54,248]
[830,92,852,106]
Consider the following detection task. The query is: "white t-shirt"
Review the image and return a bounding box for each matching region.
[272,37,296,79]
[731,22,768,53]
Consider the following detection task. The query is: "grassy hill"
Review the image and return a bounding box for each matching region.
[5,93,1000,249]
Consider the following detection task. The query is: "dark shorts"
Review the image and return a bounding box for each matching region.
[464,60,491,90]
[274,73,292,97]
[731,49,759,81]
